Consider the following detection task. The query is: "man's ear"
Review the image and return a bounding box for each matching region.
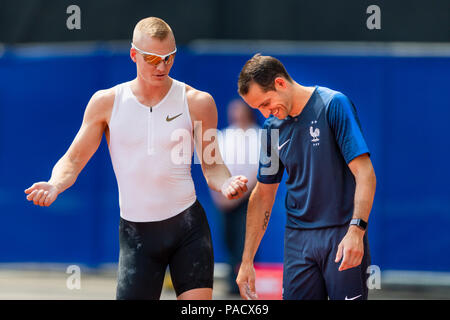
[130,49,137,63]
[274,77,287,90]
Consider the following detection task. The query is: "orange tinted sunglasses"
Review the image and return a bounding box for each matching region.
[131,43,177,66]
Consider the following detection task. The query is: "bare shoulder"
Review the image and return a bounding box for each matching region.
[84,87,116,124]
[185,84,217,122]
[89,87,115,112]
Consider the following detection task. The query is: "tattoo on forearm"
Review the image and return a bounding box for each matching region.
[262,211,270,230]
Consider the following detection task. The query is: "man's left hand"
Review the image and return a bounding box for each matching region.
[335,226,365,271]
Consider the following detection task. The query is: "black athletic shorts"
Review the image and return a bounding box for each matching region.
[116,200,214,300]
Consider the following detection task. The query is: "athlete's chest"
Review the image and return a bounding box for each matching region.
[275,112,334,168]
[111,102,193,155]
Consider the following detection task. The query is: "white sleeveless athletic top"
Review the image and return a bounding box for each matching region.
[108,79,197,222]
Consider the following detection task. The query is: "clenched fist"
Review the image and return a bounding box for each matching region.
[221,175,248,200]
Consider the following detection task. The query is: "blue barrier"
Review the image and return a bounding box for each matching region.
[1,44,449,271]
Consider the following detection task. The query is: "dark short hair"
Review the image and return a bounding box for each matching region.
[238,54,293,96]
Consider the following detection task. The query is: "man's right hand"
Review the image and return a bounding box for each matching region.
[236,262,258,300]
[25,182,60,207]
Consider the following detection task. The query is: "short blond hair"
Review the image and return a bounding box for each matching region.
[133,17,173,41]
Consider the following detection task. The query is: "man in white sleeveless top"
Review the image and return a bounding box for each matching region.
[24,17,248,300]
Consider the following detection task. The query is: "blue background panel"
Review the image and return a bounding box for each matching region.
[0,45,449,271]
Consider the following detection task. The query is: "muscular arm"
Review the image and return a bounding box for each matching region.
[348,153,376,225]
[187,87,248,199]
[50,91,112,191]
[241,182,279,263]
[236,181,279,299]
[335,153,376,271]
[25,89,114,206]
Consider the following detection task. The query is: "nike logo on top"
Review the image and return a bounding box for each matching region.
[345,294,362,300]
[278,139,290,151]
[166,113,182,122]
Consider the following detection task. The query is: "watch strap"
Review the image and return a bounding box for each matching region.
[350,218,367,230]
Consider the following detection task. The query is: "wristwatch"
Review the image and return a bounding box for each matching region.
[350,218,367,230]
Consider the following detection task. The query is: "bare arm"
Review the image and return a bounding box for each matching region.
[236,181,279,299]
[348,153,377,224]
[335,153,376,271]
[187,87,248,199]
[25,89,114,206]
[241,182,279,263]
